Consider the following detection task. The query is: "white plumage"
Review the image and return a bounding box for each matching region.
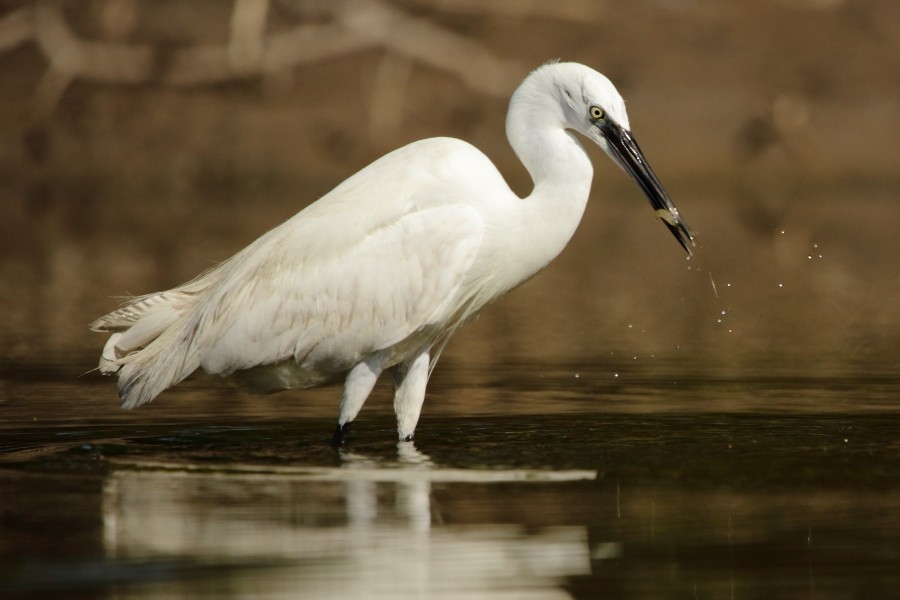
[91,61,693,443]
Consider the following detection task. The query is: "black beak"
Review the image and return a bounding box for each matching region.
[600,120,694,255]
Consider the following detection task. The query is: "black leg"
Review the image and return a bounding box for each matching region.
[332,422,352,447]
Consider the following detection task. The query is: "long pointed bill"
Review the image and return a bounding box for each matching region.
[600,121,694,255]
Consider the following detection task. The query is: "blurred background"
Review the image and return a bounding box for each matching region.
[1,0,898,378]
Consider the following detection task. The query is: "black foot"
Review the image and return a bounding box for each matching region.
[332,422,352,447]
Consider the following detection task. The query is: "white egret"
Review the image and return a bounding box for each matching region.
[91,61,693,444]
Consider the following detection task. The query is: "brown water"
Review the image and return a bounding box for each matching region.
[2,354,899,599]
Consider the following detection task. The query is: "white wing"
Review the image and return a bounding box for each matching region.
[197,203,485,374]
[104,139,492,408]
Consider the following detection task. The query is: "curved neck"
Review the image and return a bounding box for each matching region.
[522,127,594,203]
[505,75,594,206]
[496,99,594,290]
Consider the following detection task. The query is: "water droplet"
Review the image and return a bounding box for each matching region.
[778,283,784,288]
[720,310,726,315]
[574,373,580,379]
[613,373,619,378]
[627,324,633,329]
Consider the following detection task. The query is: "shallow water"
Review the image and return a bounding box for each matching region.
[2,356,899,599]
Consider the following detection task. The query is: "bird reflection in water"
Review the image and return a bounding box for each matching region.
[102,443,597,597]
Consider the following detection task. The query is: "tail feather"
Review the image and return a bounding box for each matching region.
[92,259,240,407]
[116,320,203,409]
[92,290,192,374]
[90,289,200,332]
[99,332,124,374]
[92,289,210,407]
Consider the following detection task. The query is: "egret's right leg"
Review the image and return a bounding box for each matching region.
[333,356,385,446]
[392,349,430,442]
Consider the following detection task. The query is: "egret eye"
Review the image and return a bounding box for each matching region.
[589,105,605,121]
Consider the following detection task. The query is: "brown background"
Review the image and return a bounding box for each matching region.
[1,0,898,375]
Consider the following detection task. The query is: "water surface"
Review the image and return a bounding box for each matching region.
[2,356,898,599]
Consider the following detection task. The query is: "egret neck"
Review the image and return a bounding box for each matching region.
[504,100,594,289]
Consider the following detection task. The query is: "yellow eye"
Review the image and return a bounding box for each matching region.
[589,105,605,121]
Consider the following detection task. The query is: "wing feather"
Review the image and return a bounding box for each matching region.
[115,203,483,407]
[200,204,484,374]
[104,137,501,408]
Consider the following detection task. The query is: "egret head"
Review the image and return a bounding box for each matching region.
[539,62,695,255]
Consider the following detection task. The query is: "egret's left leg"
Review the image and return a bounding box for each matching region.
[333,355,386,446]
[393,350,430,442]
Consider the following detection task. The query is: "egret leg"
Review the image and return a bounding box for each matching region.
[393,350,430,442]
[333,355,385,445]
